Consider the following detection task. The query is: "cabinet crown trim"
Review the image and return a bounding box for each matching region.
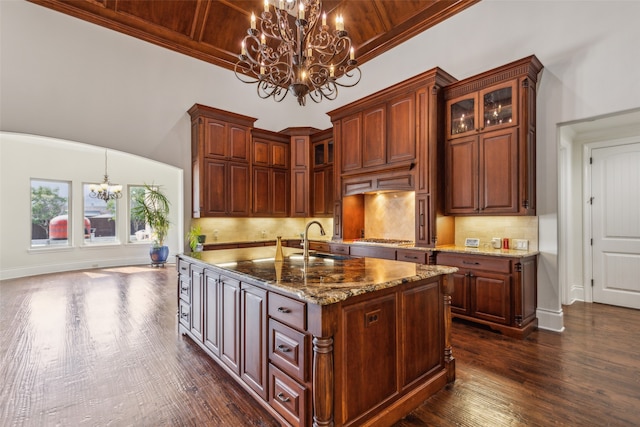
[444,55,543,100]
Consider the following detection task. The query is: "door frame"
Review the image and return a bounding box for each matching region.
[558,108,640,307]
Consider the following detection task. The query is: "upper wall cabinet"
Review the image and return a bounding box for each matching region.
[188,104,256,218]
[311,129,334,217]
[334,91,417,175]
[251,129,290,217]
[328,68,458,243]
[444,56,543,216]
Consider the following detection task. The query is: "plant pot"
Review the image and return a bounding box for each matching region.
[150,245,169,266]
[197,235,206,244]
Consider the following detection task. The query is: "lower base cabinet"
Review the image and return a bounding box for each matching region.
[436,252,538,339]
[177,255,454,427]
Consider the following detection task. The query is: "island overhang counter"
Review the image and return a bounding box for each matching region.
[177,247,457,427]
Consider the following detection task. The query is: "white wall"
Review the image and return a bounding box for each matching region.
[0,132,184,280]
[2,0,640,330]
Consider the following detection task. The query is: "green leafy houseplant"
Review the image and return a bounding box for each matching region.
[131,183,170,248]
[186,225,203,252]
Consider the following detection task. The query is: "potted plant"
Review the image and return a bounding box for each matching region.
[132,183,171,266]
[186,225,206,252]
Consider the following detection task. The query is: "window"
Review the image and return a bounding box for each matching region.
[83,183,118,244]
[31,179,70,247]
[129,185,151,243]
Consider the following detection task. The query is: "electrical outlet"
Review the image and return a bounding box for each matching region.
[513,239,529,250]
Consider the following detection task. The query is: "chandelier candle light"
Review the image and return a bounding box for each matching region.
[235,0,361,106]
[89,149,123,201]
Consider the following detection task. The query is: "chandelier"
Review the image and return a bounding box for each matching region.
[235,0,361,106]
[89,150,122,201]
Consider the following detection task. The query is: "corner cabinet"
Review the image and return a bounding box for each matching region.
[188,104,256,218]
[436,251,538,339]
[444,56,543,216]
[310,129,334,217]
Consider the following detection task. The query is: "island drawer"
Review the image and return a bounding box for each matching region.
[179,300,190,328]
[269,319,309,383]
[179,276,190,302]
[178,259,190,276]
[437,253,513,273]
[269,363,309,427]
[269,293,306,331]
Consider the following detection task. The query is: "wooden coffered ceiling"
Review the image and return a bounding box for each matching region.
[27,0,479,71]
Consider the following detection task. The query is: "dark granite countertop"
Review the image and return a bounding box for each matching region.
[182,247,457,306]
[434,244,539,257]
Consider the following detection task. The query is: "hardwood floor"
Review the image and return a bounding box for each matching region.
[1,266,639,426]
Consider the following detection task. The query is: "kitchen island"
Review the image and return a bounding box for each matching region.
[177,246,457,427]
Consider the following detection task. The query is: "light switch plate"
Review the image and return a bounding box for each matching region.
[514,239,529,250]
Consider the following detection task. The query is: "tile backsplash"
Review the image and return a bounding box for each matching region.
[192,217,333,243]
[454,216,539,251]
[364,191,415,240]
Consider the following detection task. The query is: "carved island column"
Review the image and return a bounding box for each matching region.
[312,336,334,427]
[442,273,455,382]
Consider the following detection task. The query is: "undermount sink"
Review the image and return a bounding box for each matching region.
[293,252,351,261]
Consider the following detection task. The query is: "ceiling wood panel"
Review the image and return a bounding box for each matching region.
[28,0,479,70]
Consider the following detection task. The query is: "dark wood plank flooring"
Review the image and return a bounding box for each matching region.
[1,266,639,426]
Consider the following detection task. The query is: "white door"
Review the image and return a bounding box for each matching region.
[591,141,640,309]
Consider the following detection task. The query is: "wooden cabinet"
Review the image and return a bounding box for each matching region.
[219,274,241,374]
[283,128,318,218]
[200,159,250,216]
[436,252,538,338]
[337,92,417,174]
[444,56,542,216]
[188,104,256,218]
[204,270,221,357]
[241,284,268,400]
[177,254,454,427]
[329,68,457,245]
[178,260,191,329]
[252,130,290,217]
[190,264,204,342]
[396,248,433,264]
[445,128,519,214]
[311,130,334,217]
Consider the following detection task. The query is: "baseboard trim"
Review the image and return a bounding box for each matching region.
[0,256,176,280]
[536,307,565,333]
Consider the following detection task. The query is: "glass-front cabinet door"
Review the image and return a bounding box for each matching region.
[447,94,478,138]
[479,80,518,132]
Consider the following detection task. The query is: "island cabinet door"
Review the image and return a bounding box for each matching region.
[241,284,268,400]
[400,278,443,390]
[190,265,204,342]
[203,271,220,358]
[340,293,397,424]
[220,275,241,375]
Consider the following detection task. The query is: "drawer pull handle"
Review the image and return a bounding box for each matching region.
[276,392,290,403]
[405,255,418,260]
[181,311,189,318]
[277,344,291,353]
[462,261,480,265]
[181,286,189,292]
[277,307,291,314]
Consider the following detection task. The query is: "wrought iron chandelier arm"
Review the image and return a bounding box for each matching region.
[234,0,361,105]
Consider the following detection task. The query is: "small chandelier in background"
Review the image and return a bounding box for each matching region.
[89,149,122,201]
[235,0,361,106]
